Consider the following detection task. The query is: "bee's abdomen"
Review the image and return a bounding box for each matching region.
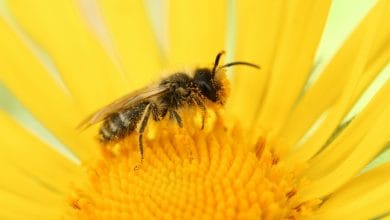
[99,102,149,142]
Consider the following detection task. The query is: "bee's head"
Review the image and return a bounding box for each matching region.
[194,51,260,103]
[193,68,220,102]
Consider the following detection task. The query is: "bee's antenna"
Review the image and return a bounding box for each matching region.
[212,51,260,77]
[212,51,226,77]
[220,62,260,69]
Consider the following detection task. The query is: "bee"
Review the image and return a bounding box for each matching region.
[78,51,259,159]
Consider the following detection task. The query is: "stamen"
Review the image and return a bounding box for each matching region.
[68,111,321,219]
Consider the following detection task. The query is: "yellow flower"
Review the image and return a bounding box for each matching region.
[0,0,389,220]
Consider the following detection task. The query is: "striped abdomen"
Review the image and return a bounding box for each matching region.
[99,102,149,142]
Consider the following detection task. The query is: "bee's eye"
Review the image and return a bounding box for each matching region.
[199,81,212,93]
[198,81,218,102]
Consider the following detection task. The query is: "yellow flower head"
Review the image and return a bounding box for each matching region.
[0,1,389,220]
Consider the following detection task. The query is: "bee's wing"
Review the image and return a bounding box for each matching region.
[77,84,169,130]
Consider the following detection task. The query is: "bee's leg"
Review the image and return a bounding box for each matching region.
[169,110,183,127]
[138,104,152,161]
[200,106,207,130]
[192,96,207,129]
[154,106,167,121]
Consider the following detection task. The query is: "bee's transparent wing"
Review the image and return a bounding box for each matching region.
[77,84,169,130]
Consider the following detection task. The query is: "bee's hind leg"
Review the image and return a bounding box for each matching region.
[169,110,183,127]
[138,104,152,161]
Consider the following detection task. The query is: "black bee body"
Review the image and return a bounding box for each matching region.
[80,51,259,159]
[99,69,219,157]
[99,101,149,142]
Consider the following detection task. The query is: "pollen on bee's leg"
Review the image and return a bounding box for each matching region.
[68,112,322,219]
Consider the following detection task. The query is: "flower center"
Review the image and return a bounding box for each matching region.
[68,112,320,219]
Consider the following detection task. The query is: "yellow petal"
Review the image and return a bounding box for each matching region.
[307,163,390,219]
[0,189,62,220]
[230,0,331,128]
[304,79,390,178]
[96,0,165,87]
[281,0,390,148]
[0,161,61,204]
[256,0,331,133]
[352,12,390,104]
[6,0,126,112]
[298,102,390,200]
[0,17,96,159]
[229,0,284,125]
[0,111,82,194]
[167,0,227,66]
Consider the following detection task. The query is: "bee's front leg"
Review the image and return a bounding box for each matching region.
[191,95,207,129]
[169,110,183,127]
